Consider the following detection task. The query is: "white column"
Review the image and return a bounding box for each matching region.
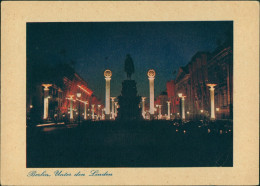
[167,101,171,120]
[111,97,116,119]
[105,77,111,119]
[84,101,88,120]
[181,97,185,120]
[104,70,112,120]
[207,84,217,120]
[149,77,155,116]
[98,105,101,120]
[42,84,52,120]
[147,70,156,119]
[91,104,95,120]
[70,99,73,120]
[141,97,146,118]
[158,105,162,119]
[102,108,105,120]
[114,102,118,118]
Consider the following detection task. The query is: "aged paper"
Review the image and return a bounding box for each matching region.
[1,1,259,185]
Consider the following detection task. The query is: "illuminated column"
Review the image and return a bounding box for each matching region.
[69,96,74,120]
[207,84,217,120]
[102,108,105,120]
[111,97,116,119]
[84,101,88,120]
[91,104,95,120]
[178,93,186,120]
[98,105,101,119]
[147,69,156,118]
[42,84,52,119]
[141,97,146,118]
[167,101,171,120]
[158,105,162,119]
[104,70,112,120]
[114,102,118,118]
[181,97,186,120]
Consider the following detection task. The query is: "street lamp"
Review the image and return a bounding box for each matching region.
[77,93,81,125]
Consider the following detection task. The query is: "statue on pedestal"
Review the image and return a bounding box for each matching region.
[117,55,142,121]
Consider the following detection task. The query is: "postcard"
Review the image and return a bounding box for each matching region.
[1,1,259,185]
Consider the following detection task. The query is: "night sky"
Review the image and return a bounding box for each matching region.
[27,21,232,103]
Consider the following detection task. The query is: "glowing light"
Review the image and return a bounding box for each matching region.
[183,130,186,134]
[68,111,70,114]
[104,69,112,78]
[42,84,52,90]
[220,130,223,134]
[200,110,204,113]
[67,95,74,100]
[177,113,180,115]
[176,129,178,132]
[76,112,78,115]
[30,105,33,108]
[208,129,211,133]
[36,123,55,127]
[216,108,220,111]
[178,93,183,98]
[147,69,156,78]
[187,111,189,114]
[77,92,82,98]
[54,114,57,117]
[77,85,93,96]
[206,83,217,89]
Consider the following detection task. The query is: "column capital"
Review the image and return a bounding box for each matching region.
[147,69,156,79]
[67,95,74,100]
[105,77,111,81]
[207,83,217,90]
[148,77,155,81]
[98,105,101,108]
[110,97,116,101]
[167,101,171,104]
[42,84,52,90]
[104,69,112,78]
[141,97,146,101]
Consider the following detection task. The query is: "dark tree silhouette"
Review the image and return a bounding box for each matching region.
[124,54,135,79]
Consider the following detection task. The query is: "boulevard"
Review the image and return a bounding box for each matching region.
[27,120,232,167]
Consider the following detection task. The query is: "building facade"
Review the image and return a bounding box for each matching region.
[27,63,104,125]
[166,42,233,120]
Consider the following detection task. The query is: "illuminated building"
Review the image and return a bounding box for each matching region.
[27,64,104,124]
[207,41,233,119]
[166,41,232,120]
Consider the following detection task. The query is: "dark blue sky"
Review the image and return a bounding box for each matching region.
[27,21,232,103]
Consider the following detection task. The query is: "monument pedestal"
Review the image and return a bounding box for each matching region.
[117,80,142,121]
